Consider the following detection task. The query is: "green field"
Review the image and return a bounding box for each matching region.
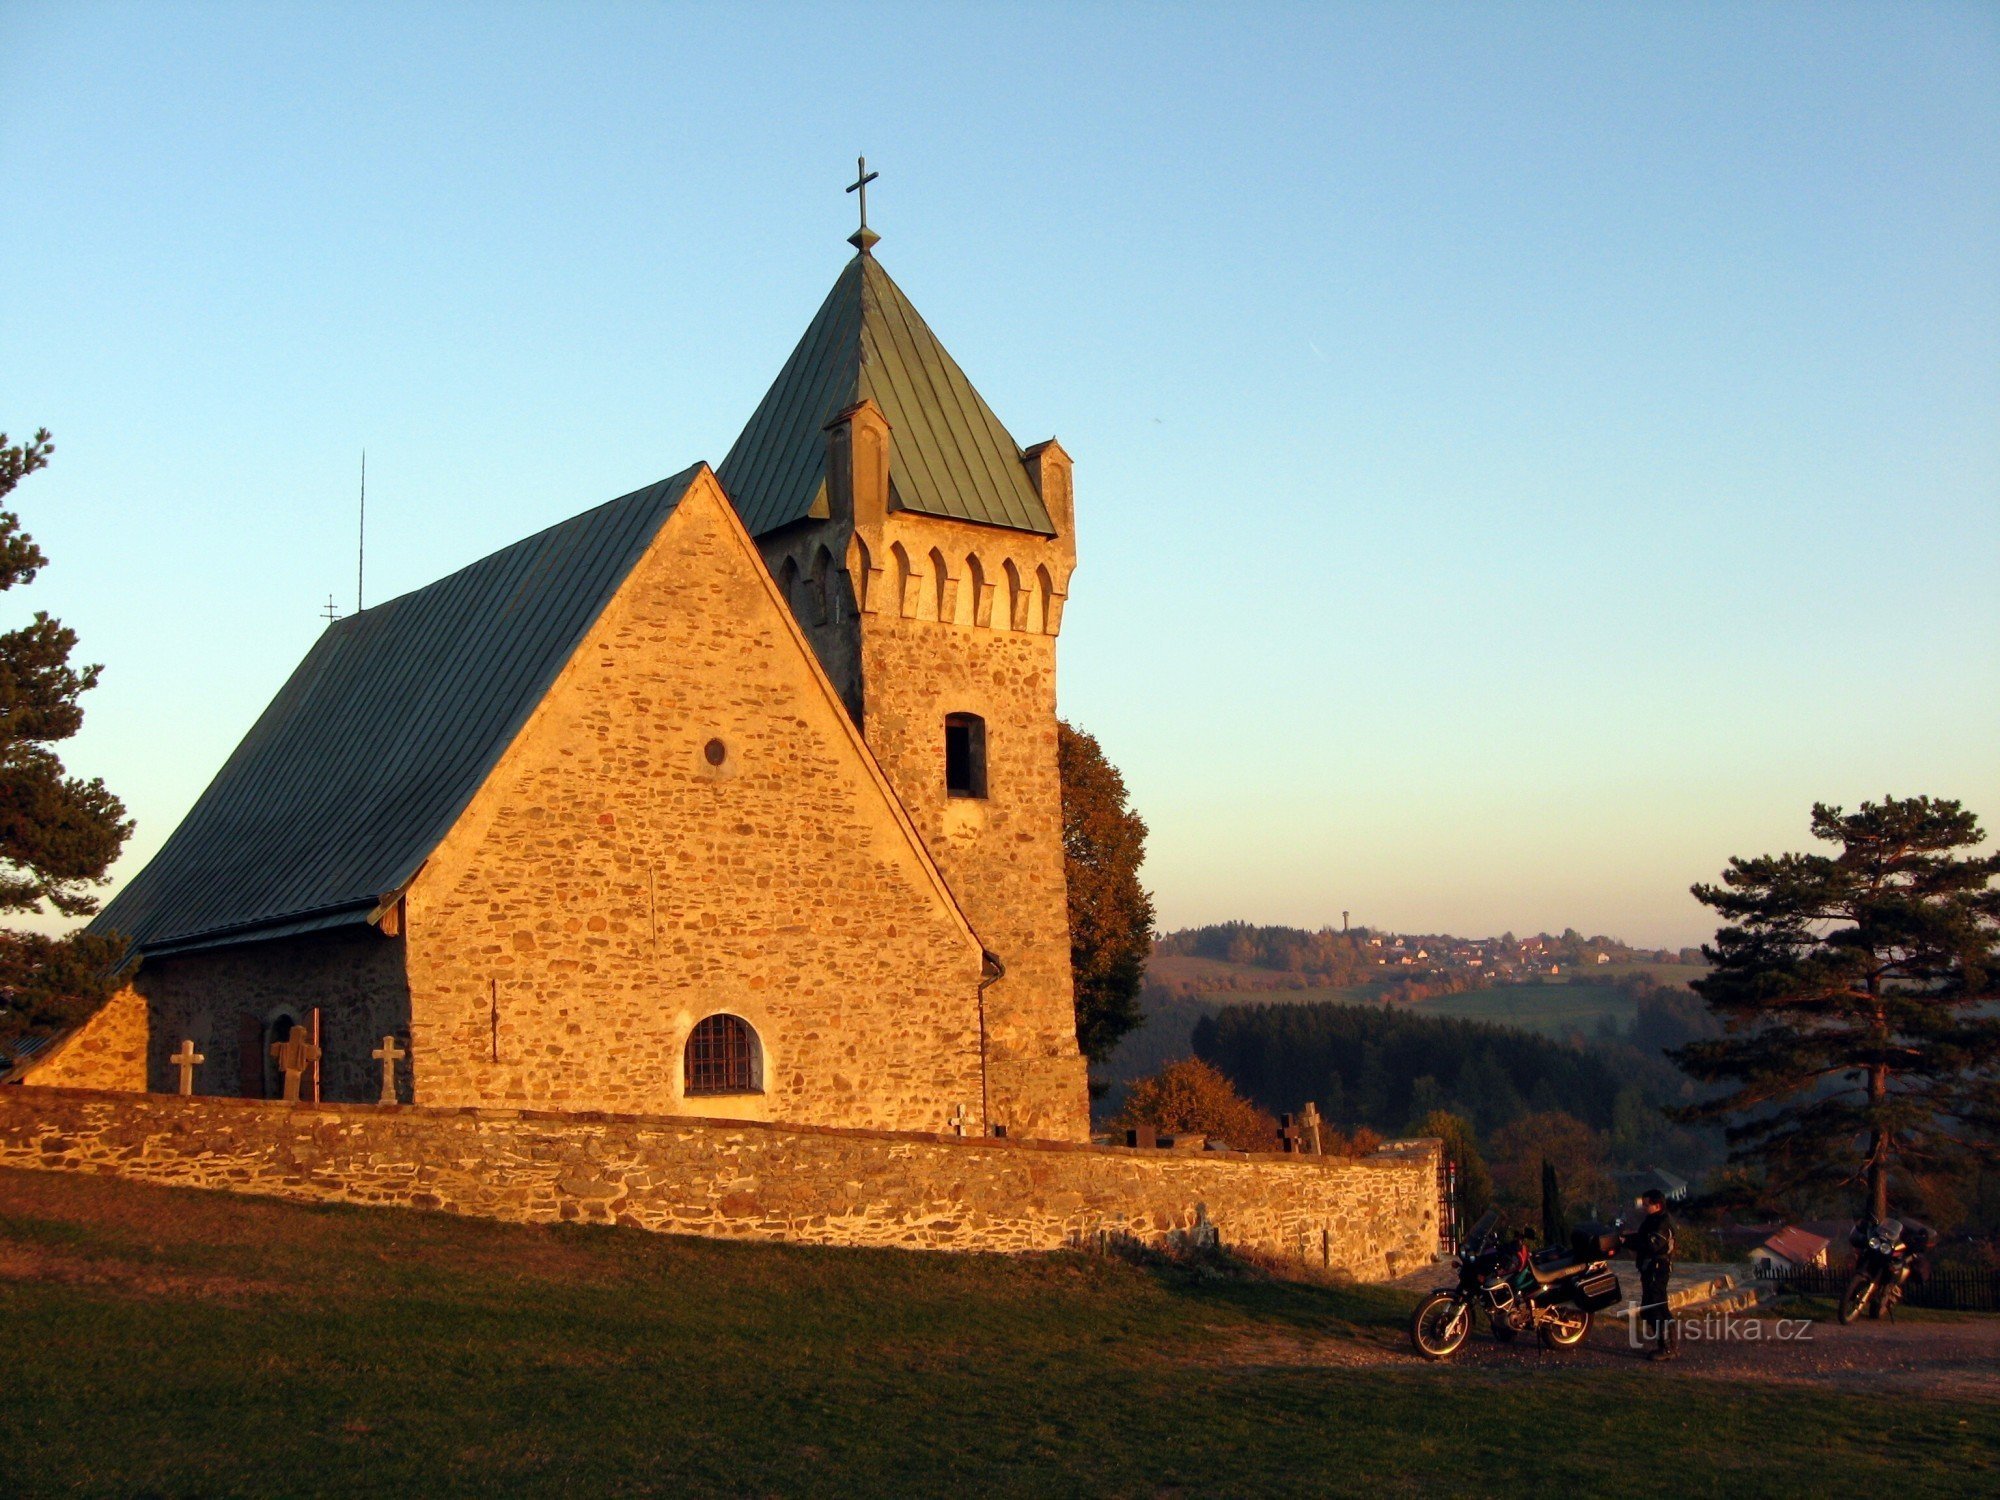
[2,1168,1995,1497]
[1597,959,1708,986]
[1409,980,1639,1038]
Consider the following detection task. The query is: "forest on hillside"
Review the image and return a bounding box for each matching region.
[1188,983,1725,1176]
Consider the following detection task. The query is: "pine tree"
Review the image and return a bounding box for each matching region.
[1540,1159,1567,1247]
[0,429,132,1059]
[1057,720,1155,1064]
[1673,797,2000,1221]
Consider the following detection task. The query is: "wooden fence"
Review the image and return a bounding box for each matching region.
[1756,1260,2000,1312]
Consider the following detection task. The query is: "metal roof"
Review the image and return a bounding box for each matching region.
[719,253,1055,538]
[91,466,701,958]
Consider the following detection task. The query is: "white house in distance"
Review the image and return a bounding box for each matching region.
[1749,1226,1831,1275]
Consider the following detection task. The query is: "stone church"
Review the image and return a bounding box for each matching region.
[26,221,1092,1142]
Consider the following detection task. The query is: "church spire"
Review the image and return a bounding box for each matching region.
[845,156,881,254]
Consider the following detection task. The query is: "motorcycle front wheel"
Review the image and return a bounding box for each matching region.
[1411,1291,1473,1360]
[1837,1275,1874,1325]
[1538,1306,1591,1349]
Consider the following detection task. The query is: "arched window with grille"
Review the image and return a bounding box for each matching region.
[684,1013,762,1096]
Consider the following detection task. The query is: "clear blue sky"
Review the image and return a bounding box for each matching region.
[4,2,1995,948]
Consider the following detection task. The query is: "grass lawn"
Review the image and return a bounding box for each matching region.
[1596,960,1707,987]
[2,1166,1996,1498]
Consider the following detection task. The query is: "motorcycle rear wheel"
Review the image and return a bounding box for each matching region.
[1538,1306,1591,1349]
[1838,1275,1873,1325]
[1411,1291,1472,1360]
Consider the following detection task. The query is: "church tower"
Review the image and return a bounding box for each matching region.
[718,198,1088,1141]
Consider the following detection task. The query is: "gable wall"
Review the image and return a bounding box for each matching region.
[403,478,987,1131]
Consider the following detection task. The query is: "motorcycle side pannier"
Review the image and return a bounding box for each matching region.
[1575,1267,1622,1312]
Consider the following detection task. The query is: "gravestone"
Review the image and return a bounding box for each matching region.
[1125,1124,1158,1150]
[1298,1101,1324,1155]
[1279,1113,1304,1153]
[371,1035,406,1106]
[947,1103,968,1138]
[170,1039,204,1097]
[270,1030,321,1103]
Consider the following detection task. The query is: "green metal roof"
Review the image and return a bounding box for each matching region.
[91,467,701,958]
[720,254,1055,538]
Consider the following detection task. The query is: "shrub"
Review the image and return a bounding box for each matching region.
[1116,1058,1282,1152]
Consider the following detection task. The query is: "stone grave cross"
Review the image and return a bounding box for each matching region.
[171,1039,204,1096]
[1298,1101,1324,1155]
[270,1029,321,1103]
[1279,1113,1305,1154]
[372,1035,406,1106]
[947,1103,968,1138]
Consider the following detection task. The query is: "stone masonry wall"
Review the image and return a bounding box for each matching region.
[0,1086,1441,1279]
[759,417,1091,1144]
[858,596,1087,1142]
[20,985,148,1091]
[132,929,412,1103]
[402,476,989,1133]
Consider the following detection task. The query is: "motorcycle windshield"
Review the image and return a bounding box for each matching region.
[1872,1219,1903,1251]
[1464,1209,1499,1249]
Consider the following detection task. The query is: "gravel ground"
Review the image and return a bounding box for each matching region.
[1284,1260,2000,1399]
[1427,1306,2000,1400]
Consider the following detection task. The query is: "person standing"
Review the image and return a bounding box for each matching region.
[1625,1187,1678,1361]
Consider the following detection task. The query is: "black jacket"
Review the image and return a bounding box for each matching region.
[1625,1209,1675,1270]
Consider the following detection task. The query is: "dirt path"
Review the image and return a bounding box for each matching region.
[1209,1306,2000,1400]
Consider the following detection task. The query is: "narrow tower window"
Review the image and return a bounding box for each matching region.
[945,713,987,799]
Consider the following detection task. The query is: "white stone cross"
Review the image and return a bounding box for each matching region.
[171,1039,204,1096]
[948,1104,968,1138]
[372,1034,406,1106]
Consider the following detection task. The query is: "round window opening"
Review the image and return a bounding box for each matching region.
[703,737,728,767]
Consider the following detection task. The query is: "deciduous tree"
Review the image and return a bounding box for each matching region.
[1488,1110,1612,1216]
[1058,720,1154,1064]
[1414,1107,1492,1220]
[0,429,131,1059]
[1672,797,2000,1221]
[1117,1058,1280,1152]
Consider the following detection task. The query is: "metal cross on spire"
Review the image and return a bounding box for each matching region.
[846,155,880,253]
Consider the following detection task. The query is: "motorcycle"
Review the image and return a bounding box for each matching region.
[1410,1208,1625,1359]
[1838,1218,1930,1324]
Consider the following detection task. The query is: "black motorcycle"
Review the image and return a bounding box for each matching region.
[1838,1218,1929,1324]
[1411,1209,1624,1358]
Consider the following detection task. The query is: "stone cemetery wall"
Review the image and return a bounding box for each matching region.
[0,1086,1440,1279]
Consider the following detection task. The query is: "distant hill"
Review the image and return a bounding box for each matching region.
[1096,924,1709,1117]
